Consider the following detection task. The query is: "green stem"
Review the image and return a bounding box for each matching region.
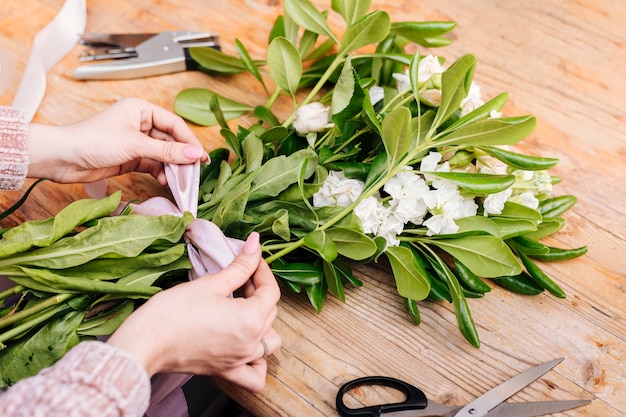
[282,54,347,127]
[0,293,74,331]
[0,285,24,304]
[0,303,71,344]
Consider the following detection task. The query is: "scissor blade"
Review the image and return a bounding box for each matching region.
[79,33,155,48]
[454,358,564,417]
[485,400,591,417]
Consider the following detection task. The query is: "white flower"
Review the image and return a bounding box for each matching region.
[369,86,385,105]
[420,151,450,184]
[483,187,513,216]
[384,168,429,224]
[510,191,539,210]
[377,210,405,247]
[292,102,333,135]
[460,81,484,116]
[312,171,364,207]
[422,181,474,236]
[354,196,386,235]
[489,109,502,119]
[392,71,410,92]
[418,55,444,84]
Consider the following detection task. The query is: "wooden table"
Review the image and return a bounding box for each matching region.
[1,1,624,416]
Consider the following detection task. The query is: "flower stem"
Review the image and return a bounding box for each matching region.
[0,303,72,345]
[0,285,23,304]
[0,293,74,331]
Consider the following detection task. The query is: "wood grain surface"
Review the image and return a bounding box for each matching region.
[0,1,624,416]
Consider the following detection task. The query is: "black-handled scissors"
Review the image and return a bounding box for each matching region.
[336,358,591,417]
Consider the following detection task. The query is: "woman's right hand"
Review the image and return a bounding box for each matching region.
[106,232,281,392]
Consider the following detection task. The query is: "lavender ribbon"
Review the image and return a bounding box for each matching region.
[131,161,244,416]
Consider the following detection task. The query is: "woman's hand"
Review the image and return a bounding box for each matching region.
[27,97,208,185]
[106,232,282,392]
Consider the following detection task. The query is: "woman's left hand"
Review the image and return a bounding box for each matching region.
[27,97,208,184]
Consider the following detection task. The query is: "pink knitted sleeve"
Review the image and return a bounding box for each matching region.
[0,106,29,190]
[0,341,151,417]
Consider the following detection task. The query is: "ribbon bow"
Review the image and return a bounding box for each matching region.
[125,162,244,417]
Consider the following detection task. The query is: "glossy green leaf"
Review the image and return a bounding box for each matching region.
[385,245,430,300]
[389,21,456,47]
[479,145,559,171]
[242,132,264,173]
[323,260,344,301]
[267,37,302,97]
[339,11,391,54]
[325,227,377,260]
[284,0,338,42]
[538,195,577,218]
[331,57,365,125]
[235,38,267,93]
[77,300,134,336]
[429,235,522,277]
[188,47,249,75]
[331,0,371,25]
[432,54,476,130]
[304,230,338,262]
[175,88,253,126]
[0,192,121,258]
[431,172,515,194]
[489,218,538,240]
[0,309,83,388]
[381,107,411,168]
[249,148,318,200]
[436,116,537,148]
[271,262,323,285]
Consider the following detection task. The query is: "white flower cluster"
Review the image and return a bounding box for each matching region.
[312,152,479,247]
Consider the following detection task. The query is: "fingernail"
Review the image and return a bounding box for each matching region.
[183,145,205,159]
[242,232,260,254]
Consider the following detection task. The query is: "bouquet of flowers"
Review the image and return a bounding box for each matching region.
[174,0,587,348]
[0,0,587,386]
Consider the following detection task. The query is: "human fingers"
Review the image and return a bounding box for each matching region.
[136,98,201,147]
[253,327,281,361]
[200,232,264,296]
[218,360,268,392]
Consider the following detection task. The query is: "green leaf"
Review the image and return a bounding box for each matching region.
[249,149,318,200]
[331,57,366,127]
[77,300,134,336]
[436,116,537,148]
[242,132,264,173]
[0,309,83,387]
[521,218,564,241]
[538,195,577,218]
[431,172,515,194]
[0,214,190,270]
[271,262,323,285]
[478,145,559,171]
[304,230,338,262]
[432,54,476,130]
[0,192,121,258]
[323,260,344,301]
[175,88,253,126]
[429,235,522,277]
[331,0,371,25]
[385,245,430,300]
[389,21,457,47]
[455,216,501,237]
[339,11,391,54]
[267,37,302,97]
[212,180,251,229]
[188,47,251,75]
[235,38,267,93]
[381,107,411,168]
[285,0,338,42]
[325,227,377,260]
[489,218,538,240]
[442,93,509,132]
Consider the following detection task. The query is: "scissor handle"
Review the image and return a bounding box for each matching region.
[336,376,428,417]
